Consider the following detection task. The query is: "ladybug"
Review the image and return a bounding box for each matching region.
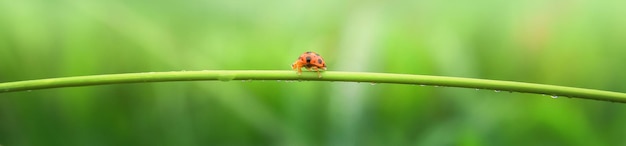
[291,51,327,78]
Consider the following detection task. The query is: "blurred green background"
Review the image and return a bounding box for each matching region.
[1,0,626,145]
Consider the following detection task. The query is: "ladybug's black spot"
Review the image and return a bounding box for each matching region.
[317,59,323,64]
[306,56,311,63]
[306,51,312,54]
[314,53,320,56]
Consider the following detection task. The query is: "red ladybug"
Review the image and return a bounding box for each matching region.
[291,51,327,78]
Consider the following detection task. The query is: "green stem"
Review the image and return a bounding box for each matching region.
[1,70,624,103]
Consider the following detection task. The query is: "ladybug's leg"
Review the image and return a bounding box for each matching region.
[311,67,322,78]
[297,67,302,75]
[293,63,303,75]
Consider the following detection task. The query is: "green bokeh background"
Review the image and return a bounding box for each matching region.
[2,0,626,145]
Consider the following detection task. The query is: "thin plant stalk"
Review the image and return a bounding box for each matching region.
[1,70,625,103]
